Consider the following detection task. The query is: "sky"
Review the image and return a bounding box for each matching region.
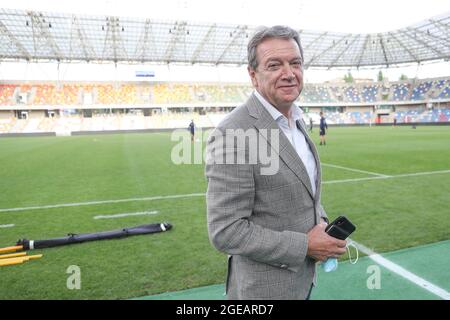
[1,0,450,82]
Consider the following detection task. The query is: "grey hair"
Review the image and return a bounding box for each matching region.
[247,25,304,70]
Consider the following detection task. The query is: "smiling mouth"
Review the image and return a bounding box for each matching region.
[279,85,297,89]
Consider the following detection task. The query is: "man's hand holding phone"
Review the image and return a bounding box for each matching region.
[306,223,347,262]
[307,216,356,262]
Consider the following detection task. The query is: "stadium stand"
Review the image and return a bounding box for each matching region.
[392,83,412,101]
[301,85,332,103]
[411,81,433,101]
[1,76,449,134]
[0,84,16,105]
[438,80,450,99]
[362,85,379,103]
[2,77,450,106]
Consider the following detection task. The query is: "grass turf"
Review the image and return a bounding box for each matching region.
[0,125,449,299]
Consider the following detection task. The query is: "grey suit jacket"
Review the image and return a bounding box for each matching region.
[205,93,328,300]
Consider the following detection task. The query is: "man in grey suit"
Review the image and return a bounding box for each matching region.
[205,25,347,300]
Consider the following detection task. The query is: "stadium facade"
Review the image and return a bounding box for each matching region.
[1,8,449,67]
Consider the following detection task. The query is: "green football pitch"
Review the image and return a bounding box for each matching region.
[138,240,450,300]
[0,125,449,299]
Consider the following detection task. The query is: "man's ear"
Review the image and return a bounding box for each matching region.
[248,66,258,88]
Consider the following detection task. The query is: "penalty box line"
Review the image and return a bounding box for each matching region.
[321,163,390,177]
[1,170,449,214]
[0,193,205,214]
[323,169,450,185]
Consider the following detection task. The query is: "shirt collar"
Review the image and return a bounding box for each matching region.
[254,90,302,122]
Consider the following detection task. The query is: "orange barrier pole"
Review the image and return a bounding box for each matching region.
[0,245,23,254]
[0,254,42,267]
[0,252,27,259]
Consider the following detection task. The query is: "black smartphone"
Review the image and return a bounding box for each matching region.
[325,216,356,240]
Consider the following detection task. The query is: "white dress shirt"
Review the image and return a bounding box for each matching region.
[254,90,317,195]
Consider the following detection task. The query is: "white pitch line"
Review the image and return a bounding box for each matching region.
[0,193,205,213]
[324,169,450,185]
[352,240,450,300]
[0,224,15,228]
[94,210,158,220]
[322,163,390,177]
[1,169,449,214]
[324,176,387,184]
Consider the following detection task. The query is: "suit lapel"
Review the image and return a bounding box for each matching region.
[247,94,315,199]
[296,119,322,202]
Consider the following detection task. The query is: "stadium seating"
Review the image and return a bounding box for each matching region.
[344,87,362,103]
[0,107,448,134]
[437,80,450,99]
[0,84,16,105]
[1,77,450,107]
[392,83,411,101]
[300,85,332,103]
[411,81,433,101]
[1,77,449,134]
[361,85,379,102]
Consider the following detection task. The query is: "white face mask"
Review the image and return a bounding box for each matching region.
[322,257,338,272]
[321,240,359,273]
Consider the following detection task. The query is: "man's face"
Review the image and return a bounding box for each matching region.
[248,37,303,110]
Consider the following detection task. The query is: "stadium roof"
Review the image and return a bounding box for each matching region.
[1,8,449,68]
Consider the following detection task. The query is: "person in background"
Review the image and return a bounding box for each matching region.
[188,119,195,142]
[319,111,328,145]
